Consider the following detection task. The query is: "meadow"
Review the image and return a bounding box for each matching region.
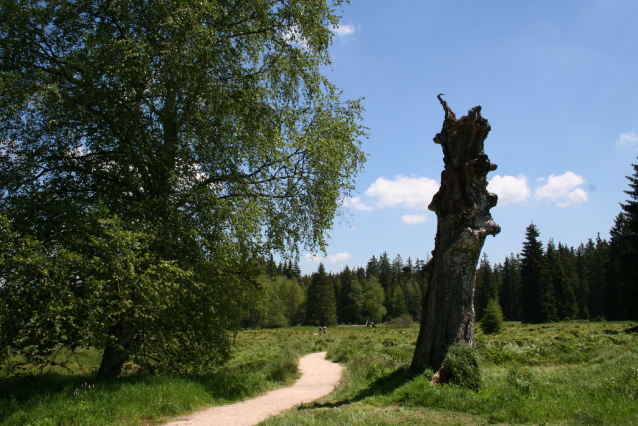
[1,320,637,425]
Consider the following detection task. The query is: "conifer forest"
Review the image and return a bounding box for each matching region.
[251,160,638,328]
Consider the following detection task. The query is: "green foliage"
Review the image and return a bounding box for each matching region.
[2,322,638,425]
[305,264,337,326]
[615,159,638,319]
[520,223,559,323]
[0,0,366,376]
[444,343,483,391]
[363,276,386,324]
[0,329,315,425]
[480,299,504,334]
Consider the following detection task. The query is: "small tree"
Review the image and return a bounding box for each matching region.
[363,276,386,324]
[480,299,504,334]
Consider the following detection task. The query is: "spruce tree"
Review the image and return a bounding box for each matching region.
[305,264,337,326]
[555,243,578,320]
[500,254,521,321]
[480,299,504,334]
[616,160,638,319]
[520,223,555,323]
[475,253,498,320]
[389,285,408,318]
[606,213,627,320]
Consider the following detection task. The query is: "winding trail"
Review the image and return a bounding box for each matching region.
[163,352,342,426]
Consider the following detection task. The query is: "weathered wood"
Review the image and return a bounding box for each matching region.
[410,95,500,376]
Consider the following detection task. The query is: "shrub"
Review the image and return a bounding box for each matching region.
[480,299,504,334]
[444,342,483,391]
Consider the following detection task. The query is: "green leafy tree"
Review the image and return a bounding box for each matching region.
[363,276,386,324]
[0,0,365,377]
[388,285,408,319]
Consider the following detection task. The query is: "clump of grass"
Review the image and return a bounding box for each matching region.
[444,342,483,391]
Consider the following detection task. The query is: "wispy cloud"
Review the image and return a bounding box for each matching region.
[488,174,531,205]
[616,132,638,149]
[342,196,374,211]
[332,24,356,37]
[535,171,588,207]
[402,214,428,225]
[305,252,351,263]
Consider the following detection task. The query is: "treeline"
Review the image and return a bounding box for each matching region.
[475,225,633,324]
[241,253,430,328]
[476,159,637,324]
[245,159,638,328]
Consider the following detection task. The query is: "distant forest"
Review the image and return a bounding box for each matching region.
[245,161,638,328]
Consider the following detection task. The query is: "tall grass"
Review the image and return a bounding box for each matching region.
[2,322,637,425]
[263,321,638,426]
[0,328,320,425]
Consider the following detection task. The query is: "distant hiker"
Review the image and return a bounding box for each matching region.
[318,327,323,336]
[371,320,376,328]
[366,320,369,328]
[323,326,327,335]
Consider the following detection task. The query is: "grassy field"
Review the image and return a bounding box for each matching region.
[1,321,637,425]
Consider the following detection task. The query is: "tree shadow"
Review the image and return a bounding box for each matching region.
[298,366,417,410]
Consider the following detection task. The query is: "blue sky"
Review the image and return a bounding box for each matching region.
[300,0,638,275]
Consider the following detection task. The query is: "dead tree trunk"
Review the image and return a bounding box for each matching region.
[410,95,500,378]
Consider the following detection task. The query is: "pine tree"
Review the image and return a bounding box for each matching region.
[606,213,627,320]
[500,254,521,321]
[475,253,497,320]
[615,159,638,319]
[574,243,590,318]
[305,264,337,326]
[520,223,555,323]
[378,252,392,292]
[480,298,504,334]
[366,255,379,279]
[555,243,578,320]
[389,285,408,318]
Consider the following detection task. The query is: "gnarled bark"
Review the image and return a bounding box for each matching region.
[410,95,500,376]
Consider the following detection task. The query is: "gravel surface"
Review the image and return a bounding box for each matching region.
[163,351,342,426]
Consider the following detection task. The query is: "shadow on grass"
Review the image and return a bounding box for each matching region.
[298,366,417,410]
[0,368,259,423]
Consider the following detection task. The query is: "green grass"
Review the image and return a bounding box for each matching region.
[0,328,320,425]
[2,322,637,425]
[263,321,638,426]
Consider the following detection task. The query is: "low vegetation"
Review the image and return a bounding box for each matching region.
[1,321,637,425]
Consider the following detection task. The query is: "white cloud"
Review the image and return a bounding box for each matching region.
[305,252,351,263]
[326,253,351,263]
[342,196,374,211]
[365,175,439,210]
[535,171,588,207]
[487,175,531,205]
[616,132,638,149]
[332,24,356,37]
[401,214,428,225]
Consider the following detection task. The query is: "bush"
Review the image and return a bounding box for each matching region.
[445,342,483,391]
[480,299,504,334]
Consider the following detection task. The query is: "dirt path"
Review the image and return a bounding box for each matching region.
[163,352,342,426]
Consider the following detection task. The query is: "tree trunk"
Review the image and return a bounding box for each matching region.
[97,323,134,379]
[410,95,500,377]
